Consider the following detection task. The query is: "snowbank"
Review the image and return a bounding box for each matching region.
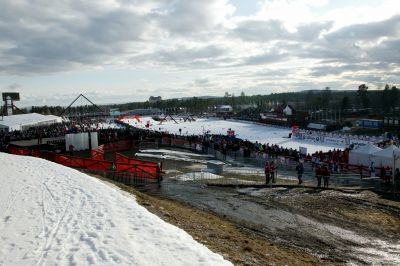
[0,153,232,266]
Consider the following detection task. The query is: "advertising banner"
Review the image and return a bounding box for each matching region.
[324,137,346,145]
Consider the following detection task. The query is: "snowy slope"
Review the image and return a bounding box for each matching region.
[0,153,232,266]
[124,117,345,153]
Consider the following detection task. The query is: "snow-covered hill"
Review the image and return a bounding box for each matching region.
[124,117,345,153]
[0,153,232,266]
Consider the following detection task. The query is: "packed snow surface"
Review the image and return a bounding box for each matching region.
[0,153,232,266]
[136,149,212,164]
[124,117,345,153]
[172,172,224,181]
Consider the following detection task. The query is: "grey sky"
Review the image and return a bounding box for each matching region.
[0,0,399,106]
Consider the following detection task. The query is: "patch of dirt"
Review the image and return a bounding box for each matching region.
[92,175,325,266]
[275,189,400,239]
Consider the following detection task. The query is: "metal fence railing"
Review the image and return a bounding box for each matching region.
[82,169,161,186]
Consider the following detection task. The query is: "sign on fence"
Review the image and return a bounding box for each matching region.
[324,137,346,145]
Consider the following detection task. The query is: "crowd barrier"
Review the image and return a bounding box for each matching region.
[115,152,155,165]
[53,154,113,172]
[115,162,159,177]
[161,137,197,150]
[8,146,31,156]
[159,136,393,181]
[102,139,135,152]
[91,145,105,160]
[8,145,161,181]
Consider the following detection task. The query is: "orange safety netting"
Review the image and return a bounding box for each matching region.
[91,146,105,160]
[8,145,160,178]
[114,152,156,166]
[8,146,31,156]
[102,140,134,152]
[115,162,159,178]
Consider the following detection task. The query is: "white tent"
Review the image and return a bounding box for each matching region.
[371,145,400,168]
[349,143,382,166]
[0,113,61,132]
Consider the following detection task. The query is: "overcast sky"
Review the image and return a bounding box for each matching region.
[0,0,399,107]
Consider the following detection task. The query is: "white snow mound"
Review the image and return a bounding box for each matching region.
[0,153,232,266]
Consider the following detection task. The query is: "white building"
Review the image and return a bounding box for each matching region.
[0,113,62,133]
[217,105,233,113]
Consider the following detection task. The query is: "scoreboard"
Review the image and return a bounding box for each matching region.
[2,92,20,101]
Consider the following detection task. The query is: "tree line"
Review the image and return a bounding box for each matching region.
[26,84,399,117]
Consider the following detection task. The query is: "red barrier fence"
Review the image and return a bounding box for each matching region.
[8,146,31,156]
[102,140,135,152]
[53,154,114,172]
[91,145,105,160]
[8,145,161,180]
[114,153,160,178]
[115,162,159,178]
[115,152,156,166]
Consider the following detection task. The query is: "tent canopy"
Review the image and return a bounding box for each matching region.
[0,113,62,132]
[371,145,400,158]
[351,143,382,155]
[371,145,400,168]
[348,143,382,166]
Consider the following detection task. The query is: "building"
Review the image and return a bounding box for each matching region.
[384,117,400,130]
[109,108,121,117]
[356,119,383,130]
[218,105,233,112]
[149,96,162,103]
[259,104,298,126]
[0,113,62,133]
[123,108,162,116]
[237,103,257,110]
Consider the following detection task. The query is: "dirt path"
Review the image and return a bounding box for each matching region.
[91,168,400,265]
[93,175,325,265]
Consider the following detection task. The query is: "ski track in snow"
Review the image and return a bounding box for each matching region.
[0,153,232,266]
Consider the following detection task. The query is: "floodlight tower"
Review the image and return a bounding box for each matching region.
[5,96,13,116]
[2,92,21,116]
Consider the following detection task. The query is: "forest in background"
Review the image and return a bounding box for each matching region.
[26,84,399,118]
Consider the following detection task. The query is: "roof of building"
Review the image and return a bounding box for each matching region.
[0,113,62,129]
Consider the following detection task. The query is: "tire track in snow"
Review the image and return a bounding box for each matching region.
[0,178,25,232]
[36,177,69,266]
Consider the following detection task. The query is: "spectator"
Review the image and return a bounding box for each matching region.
[323,164,330,188]
[384,166,392,185]
[395,168,400,193]
[296,161,304,185]
[369,162,375,177]
[270,161,276,183]
[264,161,270,185]
[315,165,322,188]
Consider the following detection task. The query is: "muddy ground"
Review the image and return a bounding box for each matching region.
[96,148,400,265]
[96,177,323,266]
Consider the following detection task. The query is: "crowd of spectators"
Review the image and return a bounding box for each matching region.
[0,118,119,151]
[1,118,349,170]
